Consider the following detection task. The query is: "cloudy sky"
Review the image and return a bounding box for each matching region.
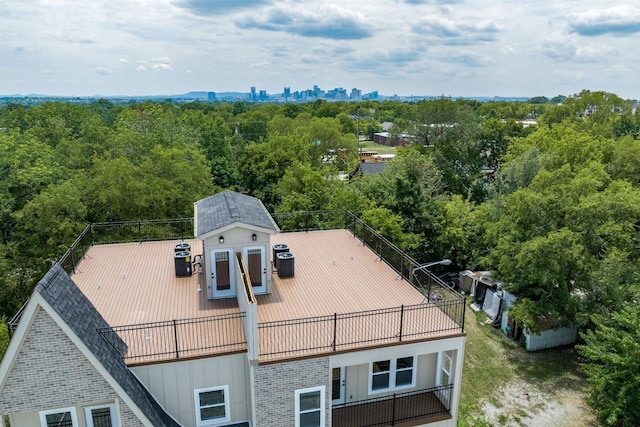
[2,0,639,98]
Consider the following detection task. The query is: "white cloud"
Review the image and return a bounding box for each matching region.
[152,63,173,71]
[151,57,172,64]
[94,66,113,75]
[566,5,640,36]
[136,65,146,71]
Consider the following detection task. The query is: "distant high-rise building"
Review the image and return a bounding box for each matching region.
[350,88,362,100]
[207,92,216,101]
[283,86,291,100]
[259,90,267,100]
[250,86,257,101]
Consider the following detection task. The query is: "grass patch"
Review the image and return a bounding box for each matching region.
[457,297,592,426]
[458,298,516,426]
[358,141,398,155]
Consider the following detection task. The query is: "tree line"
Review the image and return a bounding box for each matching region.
[1,91,639,425]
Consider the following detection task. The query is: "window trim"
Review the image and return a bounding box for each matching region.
[194,385,231,426]
[368,356,416,394]
[295,386,325,427]
[436,351,453,386]
[39,407,78,427]
[84,403,118,427]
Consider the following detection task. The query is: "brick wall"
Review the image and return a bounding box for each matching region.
[0,306,144,427]
[253,357,330,427]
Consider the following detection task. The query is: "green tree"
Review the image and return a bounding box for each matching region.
[360,207,420,251]
[577,304,640,427]
[238,134,309,208]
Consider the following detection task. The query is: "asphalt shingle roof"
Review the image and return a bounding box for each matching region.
[195,190,277,237]
[36,264,180,427]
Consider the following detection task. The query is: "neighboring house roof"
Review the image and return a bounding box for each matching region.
[34,264,181,427]
[349,161,388,180]
[359,162,387,175]
[195,190,278,238]
[381,121,393,131]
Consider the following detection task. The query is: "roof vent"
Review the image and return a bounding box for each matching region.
[273,244,289,269]
[277,252,295,278]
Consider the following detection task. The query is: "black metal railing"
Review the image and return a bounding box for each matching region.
[258,302,464,359]
[97,312,246,363]
[271,210,346,232]
[58,224,92,275]
[332,384,453,427]
[56,218,194,276]
[344,211,465,326]
[90,218,194,245]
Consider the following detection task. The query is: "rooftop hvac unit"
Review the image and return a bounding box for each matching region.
[277,252,294,278]
[174,251,192,277]
[272,244,289,269]
[175,243,191,253]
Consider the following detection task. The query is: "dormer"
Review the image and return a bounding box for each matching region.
[195,190,279,299]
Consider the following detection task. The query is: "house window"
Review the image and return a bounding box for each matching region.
[395,356,414,387]
[84,404,118,427]
[371,360,391,390]
[295,386,325,427]
[369,356,416,393]
[39,407,78,427]
[440,351,453,386]
[194,385,230,426]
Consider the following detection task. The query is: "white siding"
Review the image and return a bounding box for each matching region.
[131,353,250,427]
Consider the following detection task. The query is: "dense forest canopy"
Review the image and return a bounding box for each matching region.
[1,90,639,424]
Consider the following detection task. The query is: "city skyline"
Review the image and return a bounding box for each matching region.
[2,1,640,99]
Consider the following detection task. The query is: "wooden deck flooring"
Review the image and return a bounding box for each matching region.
[71,230,462,364]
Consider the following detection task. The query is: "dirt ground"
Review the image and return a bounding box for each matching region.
[481,374,598,426]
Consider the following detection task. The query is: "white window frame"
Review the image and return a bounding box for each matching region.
[84,403,118,427]
[368,356,416,394]
[295,386,325,427]
[194,385,231,426]
[39,407,78,427]
[436,351,453,386]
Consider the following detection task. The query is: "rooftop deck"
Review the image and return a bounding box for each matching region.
[72,230,430,326]
[70,227,464,364]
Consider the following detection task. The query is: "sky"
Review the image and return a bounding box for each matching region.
[1,0,640,99]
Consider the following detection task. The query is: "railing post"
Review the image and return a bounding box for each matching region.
[462,299,466,333]
[173,320,179,359]
[391,393,397,426]
[399,305,404,342]
[138,220,143,243]
[333,313,338,351]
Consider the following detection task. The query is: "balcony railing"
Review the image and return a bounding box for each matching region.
[332,384,453,427]
[258,302,464,360]
[97,312,247,363]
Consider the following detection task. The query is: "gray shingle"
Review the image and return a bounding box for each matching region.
[195,190,277,237]
[36,264,181,427]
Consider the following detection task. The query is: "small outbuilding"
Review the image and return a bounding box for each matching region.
[459,270,578,351]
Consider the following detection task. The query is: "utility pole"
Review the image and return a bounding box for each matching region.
[357,106,361,158]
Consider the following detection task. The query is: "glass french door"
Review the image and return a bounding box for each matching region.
[243,246,266,294]
[211,249,235,298]
[332,367,345,405]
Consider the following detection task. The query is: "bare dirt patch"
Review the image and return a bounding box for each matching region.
[481,379,596,427]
